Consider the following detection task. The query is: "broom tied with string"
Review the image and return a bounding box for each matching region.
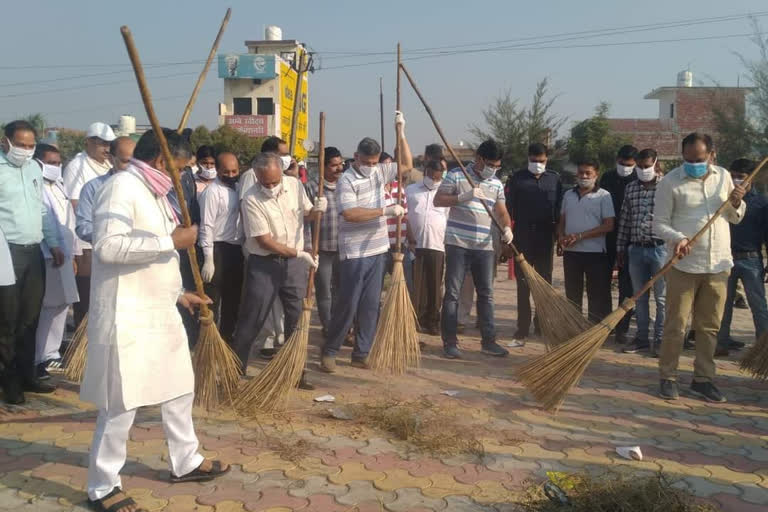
[369,43,421,374]
[121,21,241,411]
[399,63,591,348]
[519,155,768,412]
[234,112,327,413]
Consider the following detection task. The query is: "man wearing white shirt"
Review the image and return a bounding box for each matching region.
[653,133,746,403]
[199,152,243,344]
[406,160,448,335]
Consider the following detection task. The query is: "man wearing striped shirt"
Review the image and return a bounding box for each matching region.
[320,112,412,373]
[435,139,513,359]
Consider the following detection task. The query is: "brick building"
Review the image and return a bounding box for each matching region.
[607,71,752,160]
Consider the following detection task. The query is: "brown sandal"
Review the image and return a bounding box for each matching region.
[89,487,146,512]
[169,459,230,483]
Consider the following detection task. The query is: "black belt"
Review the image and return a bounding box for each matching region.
[8,242,40,250]
[733,251,761,260]
[631,239,664,248]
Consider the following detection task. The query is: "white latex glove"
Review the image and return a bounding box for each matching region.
[201,255,215,283]
[458,187,487,203]
[502,226,514,244]
[313,196,328,213]
[297,250,319,270]
[395,110,405,128]
[384,204,405,217]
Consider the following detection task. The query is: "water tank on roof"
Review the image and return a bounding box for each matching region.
[265,25,282,41]
[677,70,693,87]
[119,115,136,135]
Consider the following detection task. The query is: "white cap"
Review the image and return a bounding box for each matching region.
[86,122,116,142]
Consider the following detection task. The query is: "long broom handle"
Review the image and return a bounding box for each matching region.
[628,156,768,304]
[121,26,209,315]
[400,63,520,257]
[395,43,404,253]
[305,112,326,300]
[177,8,231,133]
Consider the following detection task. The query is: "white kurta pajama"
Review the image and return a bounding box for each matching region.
[81,166,203,500]
[35,179,80,364]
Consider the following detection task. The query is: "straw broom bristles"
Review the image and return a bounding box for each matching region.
[516,300,635,412]
[234,299,312,413]
[740,331,768,380]
[62,315,88,382]
[369,253,421,374]
[192,311,242,409]
[515,254,592,348]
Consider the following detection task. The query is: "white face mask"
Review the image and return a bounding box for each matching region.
[264,182,282,198]
[528,161,546,175]
[616,163,635,177]
[279,155,292,172]
[479,165,499,180]
[578,177,596,189]
[5,139,35,167]
[636,161,657,183]
[41,163,62,182]
[423,177,440,190]
[358,164,377,177]
[733,178,745,187]
[200,168,217,180]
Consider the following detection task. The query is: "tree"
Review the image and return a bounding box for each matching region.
[567,102,632,173]
[470,78,566,177]
[55,129,86,162]
[739,18,768,155]
[189,125,265,169]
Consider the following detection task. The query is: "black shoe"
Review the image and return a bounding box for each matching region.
[37,363,51,381]
[659,379,679,400]
[23,379,56,394]
[512,330,528,341]
[728,339,746,350]
[623,340,650,354]
[443,345,461,359]
[481,341,509,357]
[259,348,276,360]
[2,379,25,405]
[690,381,726,403]
[734,294,748,309]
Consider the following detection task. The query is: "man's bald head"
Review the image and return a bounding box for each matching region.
[216,152,240,178]
[110,136,136,171]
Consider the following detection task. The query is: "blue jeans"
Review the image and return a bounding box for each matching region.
[322,253,386,359]
[441,245,496,347]
[315,251,340,332]
[718,256,768,346]
[628,244,667,343]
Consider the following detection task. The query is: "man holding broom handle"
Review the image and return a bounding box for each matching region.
[81,129,230,512]
[654,132,746,403]
[320,112,412,373]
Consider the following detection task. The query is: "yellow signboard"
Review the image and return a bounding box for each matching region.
[280,60,309,161]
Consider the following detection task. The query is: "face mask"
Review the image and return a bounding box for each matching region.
[200,168,217,180]
[733,178,744,187]
[358,164,377,177]
[423,177,440,190]
[616,163,635,177]
[4,139,35,167]
[42,163,62,182]
[279,155,292,172]
[683,161,708,178]
[636,160,657,182]
[528,162,546,175]
[578,177,596,189]
[219,175,239,187]
[264,182,282,198]
[480,165,498,180]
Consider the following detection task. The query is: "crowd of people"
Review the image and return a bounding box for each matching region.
[0,111,764,510]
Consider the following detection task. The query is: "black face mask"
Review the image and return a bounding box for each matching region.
[220,175,239,188]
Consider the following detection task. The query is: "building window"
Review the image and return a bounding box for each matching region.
[233,97,252,115]
[257,97,274,115]
[669,103,675,119]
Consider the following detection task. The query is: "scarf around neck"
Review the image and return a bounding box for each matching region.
[130,158,179,223]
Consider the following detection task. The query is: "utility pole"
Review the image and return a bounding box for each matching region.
[379,77,385,152]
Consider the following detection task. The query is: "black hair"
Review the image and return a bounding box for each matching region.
[730,158,756,174]
[261,136,286,154]
[134,128,191,163]
[424,159,443,173]
[424,143,444,160]
[576,157,600,171]
[196,145,216,161]
[378,151,393,163]
[357,137,381,157]
[636,148,657,162]
[617,144,638,160]
[476,139,503,161]
[33,143,59,160]
[4,120,37,140]
[681,132,714,152]
[324,146,342,164]
[528,142,548,157]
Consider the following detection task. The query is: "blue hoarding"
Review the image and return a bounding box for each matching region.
[218,54,276,79]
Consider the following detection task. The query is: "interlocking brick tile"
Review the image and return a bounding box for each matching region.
[736,483,768,505]
[245,470,294,492]
[408,458,465,478]
[165,494,215,511]
[244,487,308,511]
[712,493,768,512]
[471,480,516,504]
[285,457,341,480]
[151,480,216,499]
[197,481,250,506]
[373,468,432,491]
[213,500,249,512]
[335,480,396,507]
[321,447,374,467]
[681,476,741,498]
[241,452,296,474]
[363,453,419,473]
[704,464,762,485]
[422,473,477,499]
[328,462,385,485]
[357,438,400,456]
[287,475,347,498]
[124,487,168,511]
[443,495,502,511]
[384,487,447,511]
[302,493,350,512]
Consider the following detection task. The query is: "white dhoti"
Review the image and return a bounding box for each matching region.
[87,392,203,500]
[35,304,69,364]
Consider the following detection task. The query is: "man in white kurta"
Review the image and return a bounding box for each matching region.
[81,129,228,510]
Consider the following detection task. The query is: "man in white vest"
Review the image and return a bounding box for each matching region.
[81,128,229,512]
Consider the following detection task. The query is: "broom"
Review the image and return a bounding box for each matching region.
[121,22,241,411]
[62,9,232,385]
[399,63,591,348]
[234,112,328,413]
[369,43,421,374]
[519,155,768,412]
[741,331,768,380]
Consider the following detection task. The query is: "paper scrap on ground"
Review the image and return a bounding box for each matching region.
[616,446,643,461]
[441,390,460,397]
[314,394,335,402]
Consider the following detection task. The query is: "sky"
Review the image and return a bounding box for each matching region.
[2,0,767,156]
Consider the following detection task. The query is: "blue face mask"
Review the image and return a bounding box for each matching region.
[683,161,708,178]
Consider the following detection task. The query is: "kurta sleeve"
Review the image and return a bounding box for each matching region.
[75,182,96,243]
[653,178,686,244]
[41,194,60,249]
[198,186,216,252]
[63,160,85,201]
[93,178,175,265]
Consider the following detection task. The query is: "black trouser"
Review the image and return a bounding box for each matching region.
[73,249,92,327]
[514,229,555,336]
[203,242,244,343]
[563,251,612,324]
[232,254,307,372]
[607,234,634,335]
[179,248,202,349]
[412,248,445,331]
[0,244,45,385]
